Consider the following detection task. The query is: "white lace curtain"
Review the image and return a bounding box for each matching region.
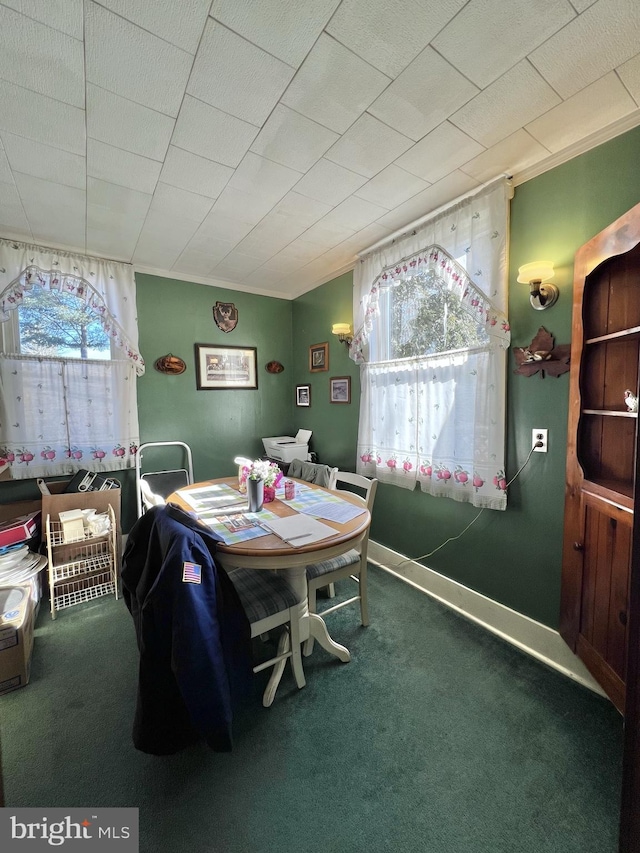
[352,179,511,510]
[0,238,144,479]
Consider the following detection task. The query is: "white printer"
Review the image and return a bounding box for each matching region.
[262,429,312,464]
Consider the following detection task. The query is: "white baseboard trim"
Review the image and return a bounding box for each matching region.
[368,540,607,699]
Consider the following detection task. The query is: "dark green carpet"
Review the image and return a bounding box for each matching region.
[0,567,622,853]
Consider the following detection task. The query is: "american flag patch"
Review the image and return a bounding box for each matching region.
[182,561,202,584]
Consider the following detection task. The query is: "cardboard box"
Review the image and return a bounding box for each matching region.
[41,487,121,536]
[0,511,41,548]
[0,586,34,696]
[42,487,122,575]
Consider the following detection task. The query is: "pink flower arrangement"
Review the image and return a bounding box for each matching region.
[245,459,283,488]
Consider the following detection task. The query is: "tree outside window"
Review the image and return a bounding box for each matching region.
[18,288,111,359]
[382,270,488,361]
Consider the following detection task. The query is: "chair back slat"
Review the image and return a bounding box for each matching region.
[332,471,378,512]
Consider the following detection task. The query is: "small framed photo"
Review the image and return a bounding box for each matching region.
[296,384,311,407]
[194,343,258,390]
[330,376,351,404]
[309,341,329,373]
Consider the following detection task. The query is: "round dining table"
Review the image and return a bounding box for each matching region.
[169,476,371,700]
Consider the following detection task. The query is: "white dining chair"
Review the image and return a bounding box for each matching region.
[226,568,305,707]
[303,471,378,656]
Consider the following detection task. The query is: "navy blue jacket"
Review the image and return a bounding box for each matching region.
[121,504,252,755]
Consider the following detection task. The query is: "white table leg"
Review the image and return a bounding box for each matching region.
[282,567,351,663]
[308,613,351,662]
[262,630,290,708]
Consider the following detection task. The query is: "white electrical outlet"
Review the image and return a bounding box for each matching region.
[532,428,548,452]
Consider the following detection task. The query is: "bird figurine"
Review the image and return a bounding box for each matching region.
[624,389,638,412]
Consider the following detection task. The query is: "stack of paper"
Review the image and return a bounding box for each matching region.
[262,515,336,547]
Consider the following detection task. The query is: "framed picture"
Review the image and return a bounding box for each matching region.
[194,343,257,390]
[309,341,329,372]
[330,376,351,404]
[296,384,311,407]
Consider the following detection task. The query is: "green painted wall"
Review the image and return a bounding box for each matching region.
[133,273,294,529]
[291,126,640,629]
[291,272,360,470]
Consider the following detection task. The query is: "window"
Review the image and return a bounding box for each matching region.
[352,179,511,510]
[0,239,144,480]
[374,267,489,362]
[17,287,112,359]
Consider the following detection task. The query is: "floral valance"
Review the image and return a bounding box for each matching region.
[350,244,511,364]
[0,238,144,375]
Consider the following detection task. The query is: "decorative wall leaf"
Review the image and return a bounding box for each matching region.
[514,327,570,378]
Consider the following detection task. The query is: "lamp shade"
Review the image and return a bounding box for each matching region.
[332,323,352,336]
[517,261,554,284]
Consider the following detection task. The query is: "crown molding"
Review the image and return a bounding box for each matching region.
[132,264,294,301]
[512,110,640,187]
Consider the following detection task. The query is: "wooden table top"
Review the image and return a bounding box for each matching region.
[169,476,371,559]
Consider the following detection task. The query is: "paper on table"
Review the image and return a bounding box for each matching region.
[178,483,248,515]
[262,514,336,547]
[297,500,365,523]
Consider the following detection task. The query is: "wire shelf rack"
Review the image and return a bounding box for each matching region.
[51,572,116,611]
[46,504,118,619]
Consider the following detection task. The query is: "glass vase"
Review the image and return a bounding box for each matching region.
[263,484,276,503]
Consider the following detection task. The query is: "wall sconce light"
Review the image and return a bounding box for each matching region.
[332,323,353,346]
[517,261,558,310]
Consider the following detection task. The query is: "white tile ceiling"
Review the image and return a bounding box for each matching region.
[0,0,639,299]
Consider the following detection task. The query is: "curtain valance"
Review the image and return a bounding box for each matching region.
[352,178,511,365]
[0,238,144,375]
[350,244,510,364]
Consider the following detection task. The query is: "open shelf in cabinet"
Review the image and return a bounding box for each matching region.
[583,409,638,418]
[578,411,637,502]
[582,478,634,511]
[581,337,639,413]
[585,326,640,345]
[582,242,640,340]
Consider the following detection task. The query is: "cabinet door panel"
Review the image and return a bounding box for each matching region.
[581,501,631,680]
[608,519,631,679]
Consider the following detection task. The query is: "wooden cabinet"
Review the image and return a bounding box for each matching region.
[561,203,640,714]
